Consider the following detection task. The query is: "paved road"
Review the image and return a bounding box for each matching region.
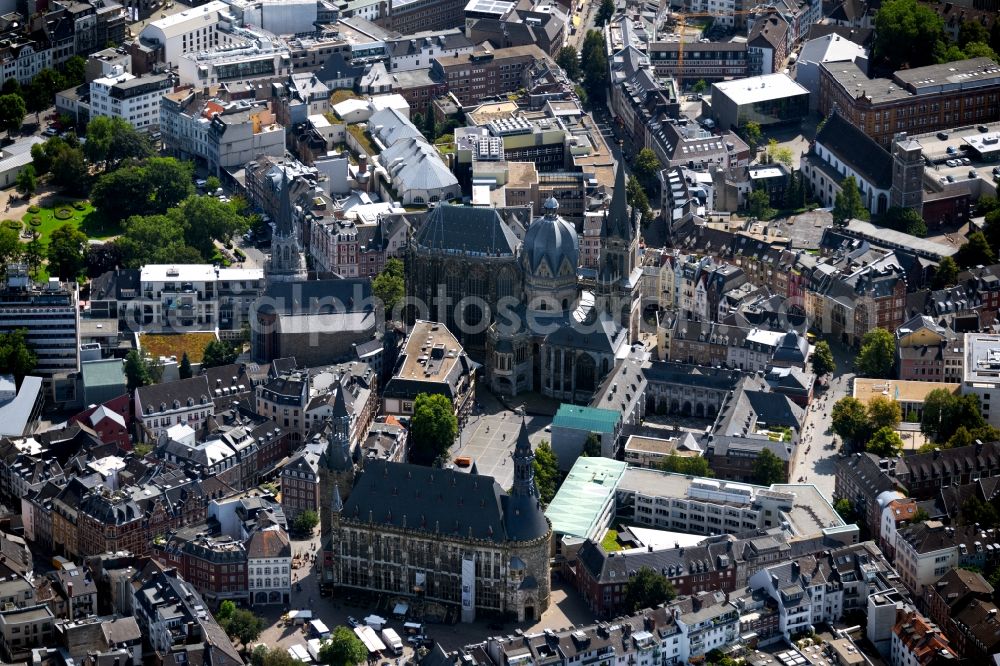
[790,341,856,500]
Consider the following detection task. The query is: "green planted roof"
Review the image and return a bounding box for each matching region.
[552,404,619,434]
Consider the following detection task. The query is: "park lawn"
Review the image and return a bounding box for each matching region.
[19,200,120,248]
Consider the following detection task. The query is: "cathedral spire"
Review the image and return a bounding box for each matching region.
[331,481,343,514]
[603,163,631,242]
[510,418,538,499]
[277,164,294,238]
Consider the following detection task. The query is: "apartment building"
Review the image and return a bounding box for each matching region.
[134,376,215,443]
[137,1,241,66]
[0,266,80,396]
[177,38,293,86]
[894,522,1000,596]
[388,29,473,72]
[246,526,291,607]
[895,315,964,383]
[0,605,55,662]
[819,58,1000,147]
[890,608,958,666]
[154,530,248,605]
[88,69,173,130]
[278,450,319,521]
[431,44,548,107]
[648,41,748,85]
[255,370,309,441]
[374,0,467,35]
[133,264,264,333]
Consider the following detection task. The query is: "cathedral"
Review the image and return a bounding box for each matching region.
[318,418,551,622]
[267,167,308,285]
[407,165,642,400]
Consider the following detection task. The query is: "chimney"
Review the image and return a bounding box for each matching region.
[358,153,368,174]
[791,561,800,578]
[67,581,73,620]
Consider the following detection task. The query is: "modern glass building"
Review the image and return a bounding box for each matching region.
[711,73,810,131]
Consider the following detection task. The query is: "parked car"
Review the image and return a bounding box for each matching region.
[347,617,359,628]
[992,166,1000,176]
[946,159,958,167]
[947,146,957,154]
[969,170,978,179]
[946,175,956,182]
[42,127,58,137]
[937,131,949,140]
[961,157,972,166]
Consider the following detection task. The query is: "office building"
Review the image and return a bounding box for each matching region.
[89,69,173,129]
[710,73,810,131]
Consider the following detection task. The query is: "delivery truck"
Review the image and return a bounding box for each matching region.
[381,628,403,655]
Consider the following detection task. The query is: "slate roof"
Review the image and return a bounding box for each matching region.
[135,376,212,415]
[814,110,892,189]
[413,204,520,256]
[928,568,994,611]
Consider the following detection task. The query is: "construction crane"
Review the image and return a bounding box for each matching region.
[656,7,759,84]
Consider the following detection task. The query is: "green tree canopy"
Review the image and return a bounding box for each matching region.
[556,46,582,81]
[251,646,299,666]
[596,0,615,25]
[24,68,66,113]
[956,231,995,268]
[175,195,250,257]
[292,509,319,535]
[624,566,677,612]
[811,340,836,376]
[921,389,987,443]
[867,396,902,432]
[866,426,904,457]
[832,176,868,224]
[747,188,774,220]
[741,121,762,153]
[963,42,1000,62]
[91,168,155,221]
[0,329,36,383]
[856,328,896,378]
[873,0,945,70]
[15,164,35,197]
[373,257,405,316]
[124,350,159,391]
[410,393,458,465]
[63,56,87,87]
[832,397,870,446]
[85,116,153,168]
[49,145,89,196]
[881,206,927,237]
[0,227,21,274]
[178,352,192,380]
[0,93,26,137]
[144,157,195,212]
[318,627,368,666]
[581,31,609,105]
[632,148,662,191]
[216,600,236,622]
[692,79,708,94]
[959,19,990,48]
[533,440,560,504]
[932,255,959,289]
[657,453,713,477]
[752,448,786,486]
[626,174,653,223]
[116,214,190,267]
[220,608,263,645]
[46,223,88,280]
[582,432,602,457]
[833,498,855,522]
[202,340,238,368]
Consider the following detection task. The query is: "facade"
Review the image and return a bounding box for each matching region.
[710,74,810,131]
[133,264,264,333]
[818,57,1000,147]
[890,608,958,666]
[431,45,548,107]
[88,69,172,129]
[256,370,309,441]
[279,450,320,521]
[962,333,1000,427]
[894,521,1000,596]
[246,526,292,607]
[649,41,748,84]
[325,421,551,622]
[134,376,215,442]
[896,315,964,383]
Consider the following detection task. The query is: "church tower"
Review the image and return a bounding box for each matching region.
[319,385,354,588]
[267,165,308,285]
[890,132,924,213]
[596,164,642,342]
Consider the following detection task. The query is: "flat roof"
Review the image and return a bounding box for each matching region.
[852,378,958,406]
[142,0,228,39]
[544,457,627,538]
[0,376,41,437]
[81,359,126,389]
[552,404,619,434]
[397,320,465,384]
[141,264,263,282]
[713,73,809,105]
[964,333,1000,385]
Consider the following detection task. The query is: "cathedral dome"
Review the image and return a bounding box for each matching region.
[522,198,579,277]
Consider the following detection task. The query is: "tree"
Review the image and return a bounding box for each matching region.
[252,646,298,666]
[0,227,21,273]
[784,170,805,210]
[85,242,122,277]
[959,19,990,48]
[1,79,19,96]
[833,498,855,522]
[202,339,238,368]
[741,121,762,154]
[867,396,902,432]
[24,68,66,113]
[935,42,967,63]
[292,509,319,535]
[882,206,927,237]
[116,214,190,267]
[747,188,773,220]
[964,41,1000,62]
[856,328,896,378]
[581,30,609,105]
[205,175,221,193]
[832,176,867,225]
[692,79,708,94]
[866,426,904,457]
[832,397,870,447]
[216,600,236,622]
[932,255,959,289]
[624,566,677,612]
[596,0,615,26]
[409,393,458,465]
[873,0,945,70]
[632,148,662,192]
[946,425,974,449]
[0,93,25,137]
[176,195,250,257]
[582,432,602,457]
[221,608,263,645]
[811,340,836,376]
[85,116,153,169]
[556,46,582,81]
[961,495,1000,527]
[49,145,89,196]
[124,350,158,391]
[46,223,88,280]
[373,257,405,315]
[0,329,36,382]
[144,157,195,212]
[921,389,986,443]
[63,56,87,87]
[626,174,653,223]
[92,168,155,221]
[955,231,995,268]
[15,164,35,197]
[533,440,560,504]
[657,453,713,477]
[178,352,192,380]
[31,143,51,174]
[23,235,43,275]
[752,448,786,486]
[319,626,368,666]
